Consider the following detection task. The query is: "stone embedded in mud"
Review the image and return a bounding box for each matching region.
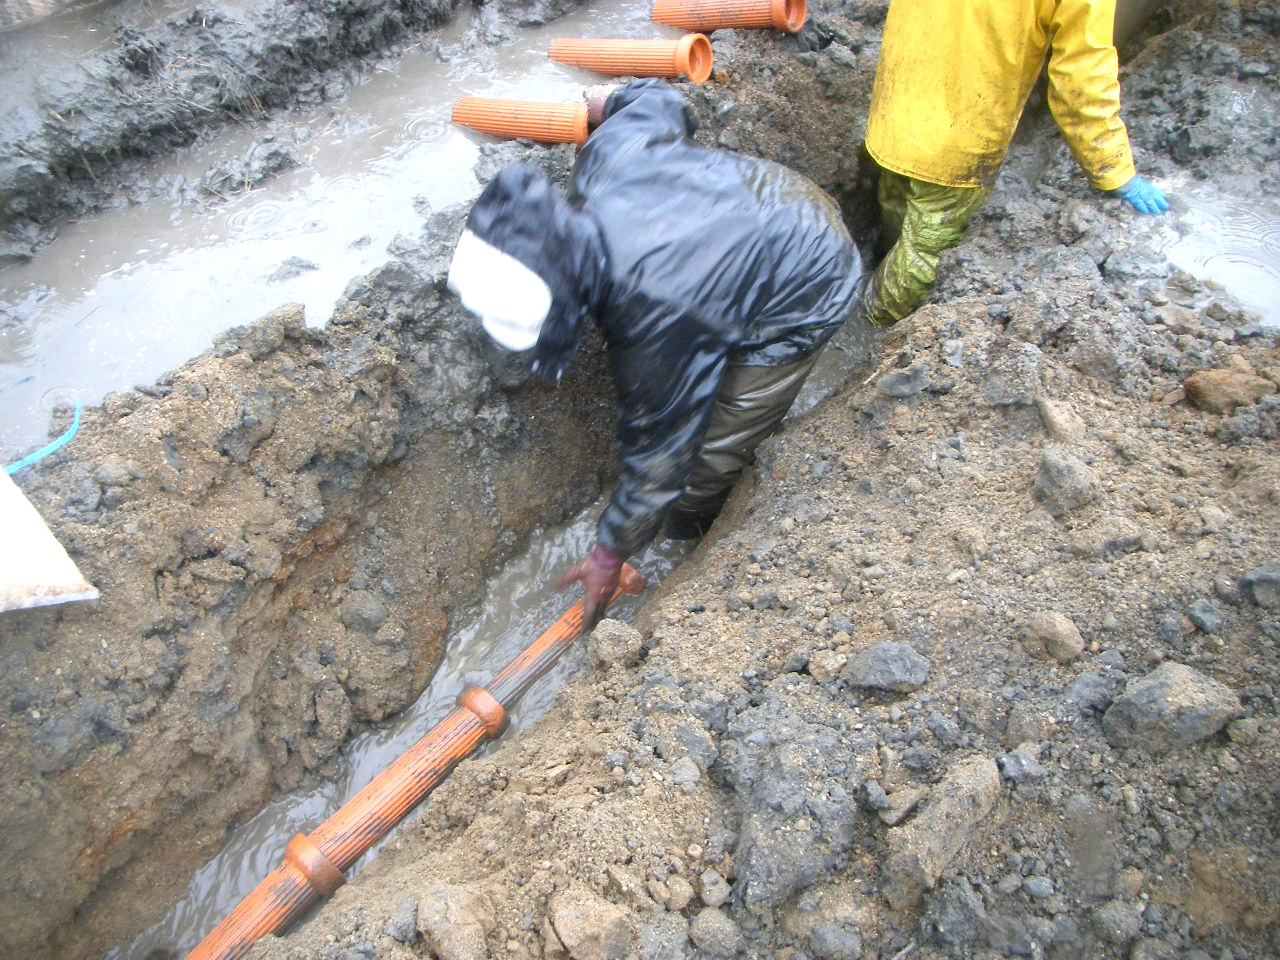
[340,590,389,633]
[549,884,633,960]
[416,882,495,960]
[922,875,988,951]
[636,911,692,959]
[1034,447,1100,517]
[385,895,419,943]
[1102,662,1243,751]
[1240,562,1280,607]
[1184,368,1274,414]
[1091,898,1145,944]
[1021,610,1086,662]
[587,618,644,669]
[810,919,864,960]
[983,341,1045,407]
[996,742,1048,783]
[688,907,745,958]
[882,755,1002,910]
[699,869,732,908]
[876,361,931,398]
[1036,397,1086,442]
[264,256,319,284]
[716,686,875,907]
[841,641,930,692]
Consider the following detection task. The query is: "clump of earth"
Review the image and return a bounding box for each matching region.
[0,1,1278,959]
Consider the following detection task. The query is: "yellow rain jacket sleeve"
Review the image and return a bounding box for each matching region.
[864,0,1137,191]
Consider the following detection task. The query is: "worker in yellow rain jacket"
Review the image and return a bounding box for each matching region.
[856,0,1170,326]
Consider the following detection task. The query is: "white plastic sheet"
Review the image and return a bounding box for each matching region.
[0,469,98,612]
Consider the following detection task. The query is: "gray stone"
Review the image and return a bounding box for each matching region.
[1186,599,1224,633]
[810,919,863,960]
[698,869,732,908]
[1022,875,1054,899]
[1064,671,1119,711]
[670,756,701,790]
[842,641,930,692]
[1035,448,1099,516]
[1091,899,1143,944]
[877,785,929,826]
[1102,662,1243,750]
[688,907,745,958]
[922,876,987,950]
[1241,562,1280,607]
[636,912,691,960]
[385,896,418,943]
[864,779,892,811]
[340,591,389,633]
[876,361,931,397]
[998,743,1048,783]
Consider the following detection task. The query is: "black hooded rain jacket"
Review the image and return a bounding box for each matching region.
[462,80,863,557]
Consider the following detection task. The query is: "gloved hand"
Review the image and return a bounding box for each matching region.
[556,542,624,631]
[1110,175,1169,215]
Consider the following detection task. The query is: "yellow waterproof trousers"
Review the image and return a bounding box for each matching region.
[857,167,993,326]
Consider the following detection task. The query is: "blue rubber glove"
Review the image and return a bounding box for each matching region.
[1110,175,1169,215]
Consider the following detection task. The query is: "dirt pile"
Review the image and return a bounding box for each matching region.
[0,0,1277,959]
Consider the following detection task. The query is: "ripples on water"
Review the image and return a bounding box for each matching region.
[1149,183,1280,328]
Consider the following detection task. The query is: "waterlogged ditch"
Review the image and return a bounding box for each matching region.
[109,506,692,960]
[0,0,672,460]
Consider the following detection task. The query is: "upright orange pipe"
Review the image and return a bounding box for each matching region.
[549,34,714,84]
[451,96,591,145]
[186,565,645,960]
[651,0,806,33]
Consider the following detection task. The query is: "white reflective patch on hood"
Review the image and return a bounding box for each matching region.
[447,229,552,352]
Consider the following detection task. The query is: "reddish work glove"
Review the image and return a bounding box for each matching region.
[556,543,624,630]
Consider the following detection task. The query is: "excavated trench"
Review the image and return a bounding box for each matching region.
[2,2,1279,959]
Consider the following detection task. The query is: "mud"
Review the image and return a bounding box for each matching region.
[0,0,585,264]
[1,1,1279,959]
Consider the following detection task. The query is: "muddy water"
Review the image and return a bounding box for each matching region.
[1148,179,1280,329]
[0,0,678,461]
[104,504,690,959]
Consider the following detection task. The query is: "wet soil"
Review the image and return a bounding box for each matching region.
[1,1,1279,959]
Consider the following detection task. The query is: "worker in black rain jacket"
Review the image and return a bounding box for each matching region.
[447,79,864,624]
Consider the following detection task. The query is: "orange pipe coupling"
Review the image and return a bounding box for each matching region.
[651,0,806,33]
[451,96,591,146]
[185,564,644,960]
[549,34,714,84]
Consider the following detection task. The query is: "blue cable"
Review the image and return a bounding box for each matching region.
[5,397,81,475]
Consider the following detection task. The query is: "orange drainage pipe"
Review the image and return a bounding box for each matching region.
[651,0,806,33]
[186,564,646,960]
[451,96,591,146]
[549,34,714,84]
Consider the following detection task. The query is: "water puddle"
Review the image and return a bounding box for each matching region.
[107,502,692,959]
[0,0,678,460]
[1147,178,1280,329]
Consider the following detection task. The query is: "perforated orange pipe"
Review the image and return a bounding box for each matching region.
[186,564,645,960]
[549,34,714,84]
[451,96,591,145]
[651,0,806,33]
